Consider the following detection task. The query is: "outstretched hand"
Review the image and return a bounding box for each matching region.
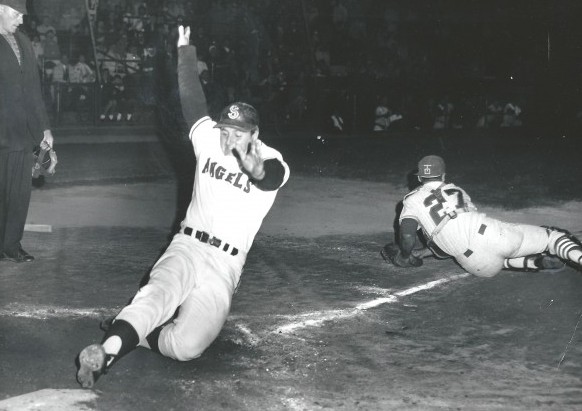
[232,140,265,180]
[177,25,190,47]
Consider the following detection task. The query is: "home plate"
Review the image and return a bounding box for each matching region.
[0,389,98,411]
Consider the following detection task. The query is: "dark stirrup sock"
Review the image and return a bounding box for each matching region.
[145,325,164,354]
[101,319,140,367]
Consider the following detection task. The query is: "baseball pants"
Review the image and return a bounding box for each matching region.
[453,216,551,277]
[116,234,244,361]
[0,150,33,254]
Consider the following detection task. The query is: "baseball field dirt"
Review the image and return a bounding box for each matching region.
[1,131,582,410]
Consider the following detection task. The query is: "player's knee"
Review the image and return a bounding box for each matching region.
[171,339,208,361]
[471,270,499,278]
[465,261,501,278]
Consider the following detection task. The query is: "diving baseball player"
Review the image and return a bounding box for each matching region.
[76,26,290,388]
[381,155,582,277]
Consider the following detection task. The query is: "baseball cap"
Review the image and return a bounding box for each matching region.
[214,102,259,132]
[0,0,27,14]
[416,155,445,178]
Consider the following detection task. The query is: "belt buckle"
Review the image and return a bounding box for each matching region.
[209,237,221,247]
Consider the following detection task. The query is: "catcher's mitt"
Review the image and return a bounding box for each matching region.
[381,243,423,268]
[32,146,58,178]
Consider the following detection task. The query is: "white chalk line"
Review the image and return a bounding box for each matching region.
[0,273,471,341]
[0,302,118,320]
[273,273,471,334]
[0,388,98,410]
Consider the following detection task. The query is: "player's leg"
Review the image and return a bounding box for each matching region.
[77,237,199,387]
[77,319,139,388]
[544,226,582,266]
[503,254,565,273]
[507,224,582,268]
[148,278,232,361]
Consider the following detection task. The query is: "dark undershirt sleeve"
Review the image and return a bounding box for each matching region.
[177,45,208,129]
[399,218,419,258]
[253,159,286,191]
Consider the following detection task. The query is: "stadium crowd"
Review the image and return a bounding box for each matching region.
[20,0,553,132]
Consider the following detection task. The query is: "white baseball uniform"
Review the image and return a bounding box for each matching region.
[116,116,289,360]
[400,181,558,277]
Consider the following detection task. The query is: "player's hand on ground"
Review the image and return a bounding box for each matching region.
[177,25,190,47]
[381,244,423,268]
[393,251,423,268]
[233,140,265,180]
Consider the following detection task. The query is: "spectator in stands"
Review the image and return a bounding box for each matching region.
[476,100,503,128]
[500,102,522,127]
[40,28,60,63]
[51,53,70,83]
[373,96,402,132]
[50,54,73,109]
[164,0,185,21]
[31,33,43,66]
[22,15,37,38]
[69,54,95,114]
[100,74,135,122]
[98,67,112,120]
[36,15,55,40]
[128,3,152,35]
[70,54,95,84]
[432,96,454,129]
[332,0,348,32]
[103,33,128,78]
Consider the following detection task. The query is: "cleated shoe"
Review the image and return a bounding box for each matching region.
[77,344,107,388]
[535,254,567,273]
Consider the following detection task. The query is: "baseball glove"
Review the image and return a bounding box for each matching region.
[381,243,423,268]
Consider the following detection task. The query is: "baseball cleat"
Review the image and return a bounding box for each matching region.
[536,254,567,273]
[77,344,106,388]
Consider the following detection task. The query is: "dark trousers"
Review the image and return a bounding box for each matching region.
[0,150,33,254]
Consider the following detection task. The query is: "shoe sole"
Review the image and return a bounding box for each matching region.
[77,344,106,388]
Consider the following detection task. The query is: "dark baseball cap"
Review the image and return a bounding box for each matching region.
[214,102,259,132]
[0,0,27,14]
[416,155,445,178]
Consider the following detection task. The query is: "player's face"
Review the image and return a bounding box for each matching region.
[0,6,24,34]
[219,126,255,156]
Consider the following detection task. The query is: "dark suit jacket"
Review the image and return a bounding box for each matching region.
[0,29,50,153]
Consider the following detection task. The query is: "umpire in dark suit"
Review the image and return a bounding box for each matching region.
[0,0,54,262]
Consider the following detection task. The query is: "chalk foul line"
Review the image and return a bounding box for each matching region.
[0,273,471,339]
[273,273,471,334]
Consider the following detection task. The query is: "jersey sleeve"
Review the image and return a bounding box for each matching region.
[399,190,422,226]
[258,141,290,188]
[188,116,215,157]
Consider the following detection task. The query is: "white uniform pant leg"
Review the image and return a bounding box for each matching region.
[454,218,539,278]
[115,236,200,345]
[157,275,233,361]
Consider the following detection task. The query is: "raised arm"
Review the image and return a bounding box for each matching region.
[177,25,208,128]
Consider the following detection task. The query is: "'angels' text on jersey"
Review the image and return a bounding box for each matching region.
[201,157,252,193]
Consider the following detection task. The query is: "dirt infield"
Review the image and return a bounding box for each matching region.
[1,134,582,410]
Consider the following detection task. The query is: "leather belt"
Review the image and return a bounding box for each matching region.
[183,227,239,256]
